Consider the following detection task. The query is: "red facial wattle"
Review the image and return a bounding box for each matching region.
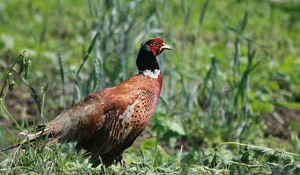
[149,38,163,56]
[149,37,172,56]
[150,45,160,56]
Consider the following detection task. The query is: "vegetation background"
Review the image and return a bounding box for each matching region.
[0,0,300,174]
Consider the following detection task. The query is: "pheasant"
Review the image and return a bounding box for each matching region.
[1,37,172,167]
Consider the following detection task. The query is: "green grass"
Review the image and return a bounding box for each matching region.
[1,0,300,174]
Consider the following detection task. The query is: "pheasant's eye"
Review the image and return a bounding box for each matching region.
[151,42,158,47]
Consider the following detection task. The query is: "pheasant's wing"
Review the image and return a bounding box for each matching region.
[81,89,156,166]
[57,88,151,166]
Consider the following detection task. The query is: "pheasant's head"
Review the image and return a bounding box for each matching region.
[137,37,172,72]
[142,37,172,56]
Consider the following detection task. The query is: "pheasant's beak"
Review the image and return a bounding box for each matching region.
[160,43,173,52]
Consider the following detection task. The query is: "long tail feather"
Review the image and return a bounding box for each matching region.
[0,143,22,152]
[0,125,57,152]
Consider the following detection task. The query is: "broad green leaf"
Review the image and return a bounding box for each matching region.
[277,101,300,110]
[166,121,185,135]
[251,100,274,113]
[140,138,157,151]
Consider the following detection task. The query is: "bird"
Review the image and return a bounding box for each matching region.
[1,37,172,167]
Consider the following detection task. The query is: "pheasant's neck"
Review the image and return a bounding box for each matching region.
[136,51,160,72]
[136,51,162,90]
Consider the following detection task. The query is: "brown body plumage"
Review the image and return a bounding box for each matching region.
[47,73,162,166]
[2,37,172,167]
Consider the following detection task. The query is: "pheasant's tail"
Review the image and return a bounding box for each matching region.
[0,125,58,152]
[0,143,21,152]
